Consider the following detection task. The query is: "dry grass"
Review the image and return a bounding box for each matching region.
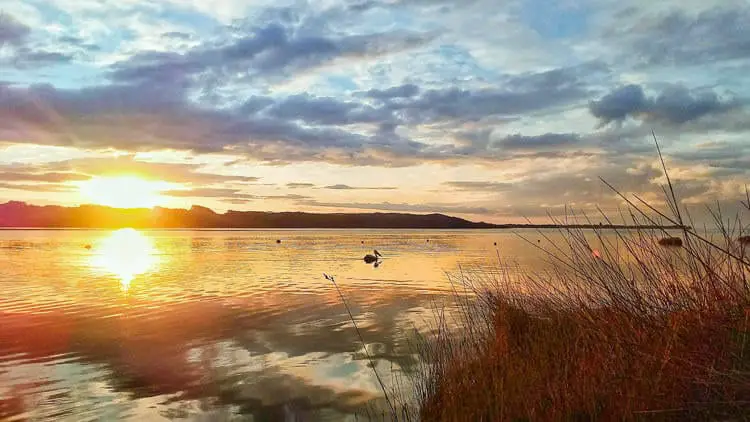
[414,222,750,420]
[406,143,750,421]
[343,137,750,421]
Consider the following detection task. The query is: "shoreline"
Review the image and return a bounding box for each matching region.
[0,225,689,231]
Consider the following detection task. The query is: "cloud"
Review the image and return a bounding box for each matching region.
[0,182,74,192]
[610,6,750,67]
[24,156,259,185]
[322,184,397,190]
[286,183,315,188]
[590,84,739,125]
[589,84,646,123]
[57,35,100,52]
[0,171,89,183]
[386,63,605,123]
[0,13,29,46]
[0,61,608,167]
[265,94,390,126]
[164,188,311,202]
[443,181,512,192]
[261,194,311,200]
[11,49,74,68]
[0,81,399,157]
[164,187,256,199]
[365,84,420,100]
[110,20,434,85]
[648,85,739,124]
[494,133,582,150]
[0,13,75,68]
[222,198,251,205]
[299,199,493,215]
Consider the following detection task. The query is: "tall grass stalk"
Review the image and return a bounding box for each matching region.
[413,137,750,421]
[333,136,750,421]
[323,273,398,416]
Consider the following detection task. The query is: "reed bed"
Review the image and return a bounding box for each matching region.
[351,137,750,421]
[410,143,750,421]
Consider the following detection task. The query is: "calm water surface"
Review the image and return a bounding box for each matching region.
[0,229,562,421]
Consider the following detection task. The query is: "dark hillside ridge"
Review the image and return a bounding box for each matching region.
[0,201,495,229]
[0,202,687,229]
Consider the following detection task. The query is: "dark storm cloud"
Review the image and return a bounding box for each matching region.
[590,84,739,125]
[322,184,396,190]
[0,13,30,46]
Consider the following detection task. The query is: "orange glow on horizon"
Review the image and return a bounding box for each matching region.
[77,176,171,209]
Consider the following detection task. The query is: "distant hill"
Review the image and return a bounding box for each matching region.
[0,201,497,229]
[0,201,687,230]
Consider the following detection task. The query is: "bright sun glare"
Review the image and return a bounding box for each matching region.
[79,176,167,208]
[89,228,160,291]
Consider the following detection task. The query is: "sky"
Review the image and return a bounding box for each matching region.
[0,0,748,223]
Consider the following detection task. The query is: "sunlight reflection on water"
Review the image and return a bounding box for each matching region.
[88,228,161,291]
[0,229,580,420]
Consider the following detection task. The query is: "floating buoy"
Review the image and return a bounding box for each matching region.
[276,239,281,244]
[493,242,497,246]
[84,244,92,250]
[658,237,682,247]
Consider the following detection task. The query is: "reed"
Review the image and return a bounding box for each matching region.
[338,135,750,421]
[412,136,750,421]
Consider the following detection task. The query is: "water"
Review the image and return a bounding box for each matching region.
[0,229,556,421]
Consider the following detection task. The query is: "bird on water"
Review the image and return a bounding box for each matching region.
[363,250,382,264]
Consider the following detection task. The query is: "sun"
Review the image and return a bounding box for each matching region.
[78,176,168,208]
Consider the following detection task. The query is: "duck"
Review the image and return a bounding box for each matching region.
[363,250,382,264]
